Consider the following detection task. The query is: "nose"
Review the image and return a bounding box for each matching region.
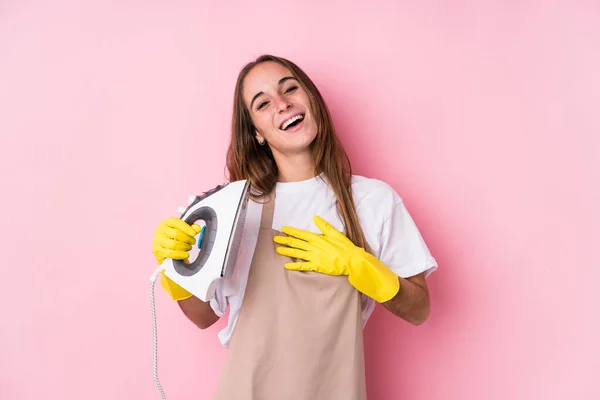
[274,95,292,113]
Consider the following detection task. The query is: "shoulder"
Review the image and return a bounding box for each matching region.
[350,174,403,209]
[347,174,405,237]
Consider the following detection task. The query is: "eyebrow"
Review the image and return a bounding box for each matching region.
[249,76,298,110]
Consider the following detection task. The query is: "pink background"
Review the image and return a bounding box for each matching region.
[1,1,599,399]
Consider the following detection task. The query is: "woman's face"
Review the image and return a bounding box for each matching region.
[242,61,318,156]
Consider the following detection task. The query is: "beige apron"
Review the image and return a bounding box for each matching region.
[214,192,367,400]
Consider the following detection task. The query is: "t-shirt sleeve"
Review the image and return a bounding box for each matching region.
[209,279,228,317]
[377,198,438,279]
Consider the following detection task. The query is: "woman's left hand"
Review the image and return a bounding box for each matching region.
[273,216,400,303]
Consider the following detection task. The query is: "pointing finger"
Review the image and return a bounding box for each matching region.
[280,226,321,243]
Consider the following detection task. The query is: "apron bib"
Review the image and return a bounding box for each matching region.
[214,192,367,400]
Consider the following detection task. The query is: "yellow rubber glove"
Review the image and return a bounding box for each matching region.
[273,216,400,303]
[152,217,201,301]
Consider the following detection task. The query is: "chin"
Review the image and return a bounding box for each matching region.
[296,130,318,148]
[278,135,317,155]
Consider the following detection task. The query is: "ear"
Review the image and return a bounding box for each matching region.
[255,131,265,145]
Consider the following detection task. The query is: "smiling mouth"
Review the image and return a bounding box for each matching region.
[279,114,305,131]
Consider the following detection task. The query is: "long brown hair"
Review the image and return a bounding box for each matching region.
[226,54,367,249]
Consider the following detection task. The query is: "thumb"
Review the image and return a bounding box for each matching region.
[191,224,202,235]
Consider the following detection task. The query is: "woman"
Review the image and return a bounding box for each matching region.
[151,54,438,399]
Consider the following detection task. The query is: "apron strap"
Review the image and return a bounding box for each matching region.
[260,191,276,229]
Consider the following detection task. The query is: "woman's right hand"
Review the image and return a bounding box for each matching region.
[152,217,202,265]
[153,217,202,301]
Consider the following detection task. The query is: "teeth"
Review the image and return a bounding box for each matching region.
[281,114,304,130]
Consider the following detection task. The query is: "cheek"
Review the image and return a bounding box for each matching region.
[253,114,272,133]
[299,93,312,109]
[298,94,316,123]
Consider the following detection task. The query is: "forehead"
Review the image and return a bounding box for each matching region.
[242,61,294,104]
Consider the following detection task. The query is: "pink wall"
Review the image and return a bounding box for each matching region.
[1,1,599,399]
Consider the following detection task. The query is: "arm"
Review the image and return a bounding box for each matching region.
[273,215,435,324]
[152,218,222,330]
[177,296,220,330]
[381,272,430,325]
[158,271,220,330]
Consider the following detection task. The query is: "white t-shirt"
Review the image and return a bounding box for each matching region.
[209,173,438,347]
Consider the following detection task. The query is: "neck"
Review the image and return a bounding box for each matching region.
[271,149,316,182]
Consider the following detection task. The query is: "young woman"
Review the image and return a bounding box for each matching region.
[151,54,438,399]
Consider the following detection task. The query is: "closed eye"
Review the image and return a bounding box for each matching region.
[256,85,297,110]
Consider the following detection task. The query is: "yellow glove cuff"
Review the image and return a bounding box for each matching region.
[348,249,401,303]
[160,270,193,301]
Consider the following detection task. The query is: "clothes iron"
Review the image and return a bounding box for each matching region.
[148,179,251,400]
[160,179,251,302]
